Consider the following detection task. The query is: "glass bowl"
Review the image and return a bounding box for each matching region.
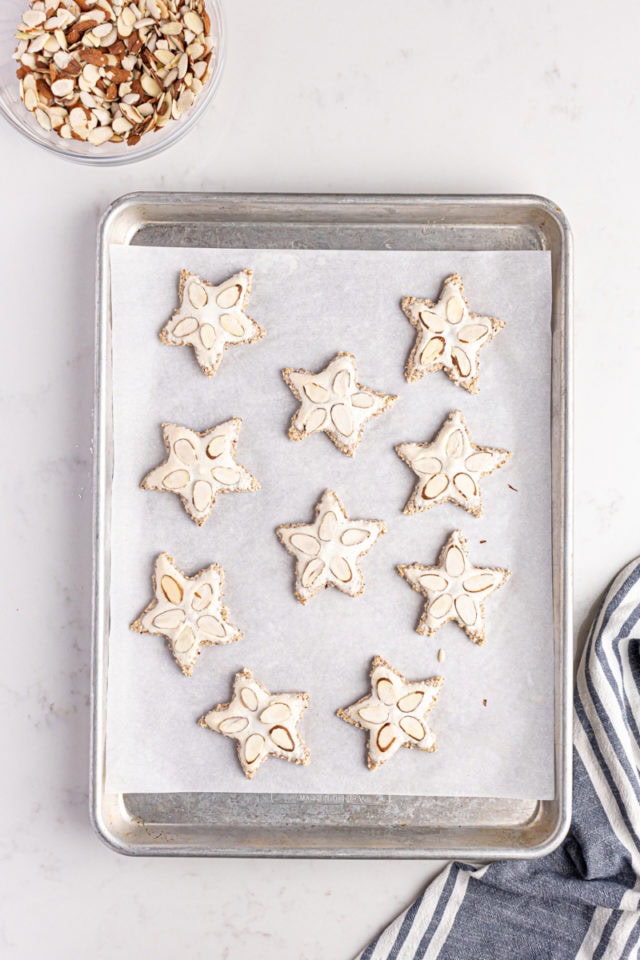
[0,0,225,165]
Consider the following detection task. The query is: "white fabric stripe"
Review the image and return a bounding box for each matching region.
[575,908,614,960]
[392,864,454,960]
[601,907,640,959]
[618,880,640,912]
[597,631,640,774]
[619,637,640,769]
[573,715,640,876]
[577,664,640,846]
[420,865,489,960]
[355,866,454,960]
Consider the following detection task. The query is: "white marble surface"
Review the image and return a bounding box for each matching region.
[1,1,638,956]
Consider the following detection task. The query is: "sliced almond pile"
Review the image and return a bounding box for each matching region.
[13,0,214,147]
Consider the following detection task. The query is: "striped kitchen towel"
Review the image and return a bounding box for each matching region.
[357,558,640,960]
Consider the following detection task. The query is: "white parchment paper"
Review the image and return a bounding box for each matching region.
[106,245,554,800]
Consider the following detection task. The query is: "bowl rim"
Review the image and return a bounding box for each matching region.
[0,0,226,166]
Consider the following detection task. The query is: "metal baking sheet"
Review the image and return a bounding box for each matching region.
[91,192,573,858]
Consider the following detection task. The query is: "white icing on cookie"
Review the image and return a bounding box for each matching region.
[141,418,259,526]
[282,352,397,456]
[338,656,443,771]
[396,409,511,517]
[276,489,386,604]
[402,274,505,394]
[398,530,510,645]
[161,269,264,377]
[131,553,240,676]
[199,668,310,779]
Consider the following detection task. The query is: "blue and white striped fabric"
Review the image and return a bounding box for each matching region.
[357,558,640,960]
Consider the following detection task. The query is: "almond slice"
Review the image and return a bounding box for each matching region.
[358,704,389,724]
[160,574,183,604]
[429,593,453,619]
[303,382,330,403]
[453,472,477,499]
[197,614,226,638]
[259,702,292,724]
[206,435,227,459]
[220,313,245,338]
[455,593,477,625]
[376,677,396,706]
[174,625,196,653]
[172,315,198,337]
[219,716,248,734]
[422,473,448,499]
[340,527,369,546]
[216,284,242,309]
[329,556,352,582]
[446,429,465,459]
[192,480,213,512]
[163,469,189,490]
[290,533,320,557]
[446,296,464,324]
[152,609,186,630]
[269,725,295,751]
[445,544,465,577]
[51,77,73,96]
[174,437,196,465]
[451,346,472,378]
[330,403,353,437]
[302,407,327,433]
[318,510,338,541]
[376,722,397,752]
[301,557,326,588]
[412,454,442,474]
[419,310,446,333]
[184,10,204,33]
[419,336,445,366]
[463,573,497,593]
[141,73,162,97]
[399,715,425,741]
[397,691,424,713]
[419,573,448,592]
[465,452,496,472]
[244,733,264,764]
[199,323,216,349]
[332,369,351,396]
[191,583,213,610]
[240,687,259,711]
[351,392,375,408]
[188,281,208,309]
[458,323,488,343]
[211,466,241,486]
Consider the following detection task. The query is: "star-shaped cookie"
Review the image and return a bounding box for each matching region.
[402,274,505,393]
[131,553,241,676]
[141,418,259,526]
[160,269,264,377]
[398,530,510,645]
[395,409,511,517]
[282,352,397,456]
[199,668,311,779]
[276,489,386,604]
[337,656,443,771]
